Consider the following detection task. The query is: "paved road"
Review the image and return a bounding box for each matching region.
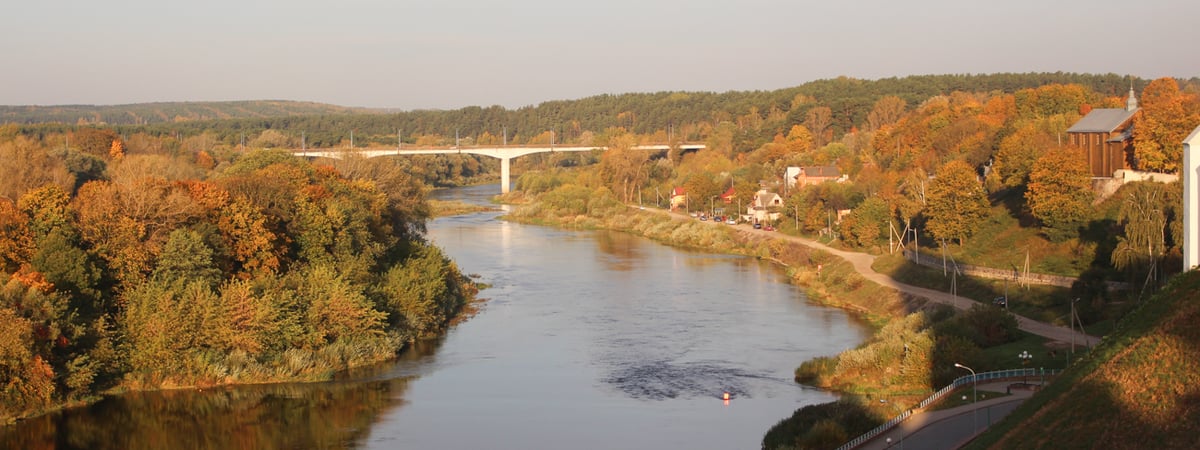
[858,382,1032,450]
[658,208,1100,346]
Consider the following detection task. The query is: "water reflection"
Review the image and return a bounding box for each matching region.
[0,379,409,450]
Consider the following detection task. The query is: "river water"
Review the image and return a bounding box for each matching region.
[0,185,868,450]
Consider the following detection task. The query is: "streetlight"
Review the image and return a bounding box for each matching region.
[1019,350,1033,384]
[954,363,977,432]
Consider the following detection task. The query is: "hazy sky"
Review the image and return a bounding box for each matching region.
[2,0,1197,110]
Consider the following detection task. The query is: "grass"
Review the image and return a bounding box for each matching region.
[428,199,499,217]
[964,270,1200,449]
[873,253,1077,324]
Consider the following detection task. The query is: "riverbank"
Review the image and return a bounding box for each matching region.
[497,188,1100,448]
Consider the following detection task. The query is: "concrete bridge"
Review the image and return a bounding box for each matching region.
[293,143,705,193]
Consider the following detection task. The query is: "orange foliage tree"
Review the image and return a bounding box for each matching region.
[1133,77,1200,172]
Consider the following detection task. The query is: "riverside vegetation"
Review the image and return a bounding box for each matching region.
[0,139,476,424]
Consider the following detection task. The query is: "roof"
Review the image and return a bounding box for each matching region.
[795,166,841,178]
[1067,108,1137,133]
[671,187,686,196]
[720,186,736,199]
[755,191,781,207]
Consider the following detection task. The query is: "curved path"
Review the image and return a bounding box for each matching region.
[659,208,1100,346]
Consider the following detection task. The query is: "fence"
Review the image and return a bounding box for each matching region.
[902,249,1129,291]
[834,368,1061,450]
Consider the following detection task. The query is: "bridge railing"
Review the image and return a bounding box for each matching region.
[834,368,1059,450]
[292,143,705,152]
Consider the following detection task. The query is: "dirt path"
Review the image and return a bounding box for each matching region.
[662,209,1100,346]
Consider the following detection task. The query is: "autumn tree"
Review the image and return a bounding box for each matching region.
[597,131,649,203]
[1026,146,1093,241]
[0,199,34,272]
[992,121,1057,189]
[805,106,834,148]
[924,160,989,246]
[71,128,121,158]
[0,136,75,202]
[867,95,907,131]
[109,139,126,160]
[1133,77,1200,172]
[250,129,293,149]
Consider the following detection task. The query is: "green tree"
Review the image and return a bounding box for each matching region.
[378,244,465,338]
[152,229,222,288]
[31,228,102,306]
[924,160,989,246]
[1026,146,1093,241]
[1112,182,1175,290]
[839,196,891,248]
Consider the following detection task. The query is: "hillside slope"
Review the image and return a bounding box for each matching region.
[969,270,1200,449]
[0,100,374,125]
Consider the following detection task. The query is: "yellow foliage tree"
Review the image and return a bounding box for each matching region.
[109,139,125,160]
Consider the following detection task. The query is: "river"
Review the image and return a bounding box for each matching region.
[0,185,869,450]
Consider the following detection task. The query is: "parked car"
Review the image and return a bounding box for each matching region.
[993,296,1007,306]
[725,218,737,225]
[753,222,762,229]
[764,225,775,231]
[699,215,708,221]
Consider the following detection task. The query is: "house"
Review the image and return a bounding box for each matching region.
[747,189,783,223]
[1066,86,1139,177]
[719,186,736,204]
[670,187,688,210]
[789,166,845,188]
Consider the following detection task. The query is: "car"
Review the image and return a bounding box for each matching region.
[753,223,762,229]
[993,296,1007,306]
[725,218,736,225]
[764,225,775,231]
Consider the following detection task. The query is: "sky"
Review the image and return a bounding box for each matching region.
[2,0,1197,110]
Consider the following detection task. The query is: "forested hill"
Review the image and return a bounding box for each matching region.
[0,100,376,126]
[7,73,1180,143]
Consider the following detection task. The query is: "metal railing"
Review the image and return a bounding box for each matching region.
[835,368,1060,450]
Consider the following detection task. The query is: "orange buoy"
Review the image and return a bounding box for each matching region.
[722,392,730,401]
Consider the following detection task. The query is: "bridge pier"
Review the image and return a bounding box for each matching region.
[501,157,511,194]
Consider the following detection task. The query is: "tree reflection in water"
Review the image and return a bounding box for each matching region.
[0,376,412,450]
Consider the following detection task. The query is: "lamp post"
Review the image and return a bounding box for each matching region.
[954,363,977,432]
[1019,350,1033,384]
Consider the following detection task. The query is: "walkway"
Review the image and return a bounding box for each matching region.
[660,208,1100,346]
[858,382,1034,450]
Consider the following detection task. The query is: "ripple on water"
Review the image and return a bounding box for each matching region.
[602,359,780,400]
